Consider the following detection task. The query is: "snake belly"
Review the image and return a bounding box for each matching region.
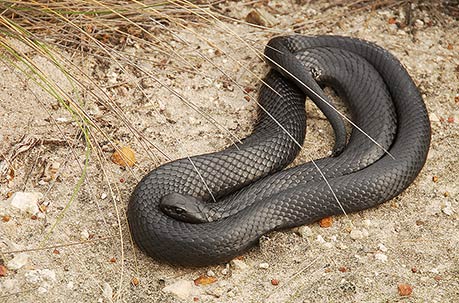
[127,35,431,266]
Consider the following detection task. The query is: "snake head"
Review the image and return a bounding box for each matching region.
[159,192,209,224]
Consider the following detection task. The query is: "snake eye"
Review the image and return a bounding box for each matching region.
[174,207,185,214]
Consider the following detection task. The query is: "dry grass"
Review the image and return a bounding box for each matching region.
[0,1,456,301]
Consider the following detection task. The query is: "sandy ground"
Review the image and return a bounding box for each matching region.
[1,1,458,302]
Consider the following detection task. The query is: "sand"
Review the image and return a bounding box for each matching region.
[1,1,458,302]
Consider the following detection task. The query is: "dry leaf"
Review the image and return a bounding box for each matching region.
[111,146,136,167]
[319,217,333,228]
[398,283,413,296]
[194,275,217,286]
[0,265,7,277]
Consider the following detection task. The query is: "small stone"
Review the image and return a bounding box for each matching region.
[189,116,200,126]
[350,229,363,240]
[56,117,69,123]
[25,269,56,284]
[9,192,43,215]
[315,235,326,244]
[163,280,196,300]
[336,243,348,250]
[430,267,439,274]
[441,201,454,215]
[363,219,372,227]
[378,243,388,252]
[322,242,334,249]
[350,228,368,240]
[259,262,269,269]
[374,253,388,263]
[230,259,249,270]
[297,225,312,237]
[316,235,333,248]
[7,253,29,270]
[414,19,424,28]
[102,282,113,300]
[81,229,90,240]
[2,278,19,292]
[211,287,225,298]
[206,270,215,277]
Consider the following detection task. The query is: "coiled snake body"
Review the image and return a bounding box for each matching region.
[127,35,431,266]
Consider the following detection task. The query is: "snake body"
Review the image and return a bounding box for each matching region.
[127,35,431,266]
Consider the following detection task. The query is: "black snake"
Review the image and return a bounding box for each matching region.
[127,35,431,266]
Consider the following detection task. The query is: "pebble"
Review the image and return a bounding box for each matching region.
[336,242,348,250]
[316,235,333,249]
[378,243,388,252]
[102,282,113,300]
[2,278,19,292]
[349,228,368,240]
[297,225,312,237]
[7,253,29,270]
[316,235,326,243]
[207,270,215,277]
[430,267,439,274]
[56,117,69,123]
[374,253,388,263]
[81,229,90,240]
[259,262,269,269]
[429,113,440,122]
[363,219,373,227]
[25,269,56,284]
[231,259,249,270]
[323,242,334,249]
[8,191,43,215]
[163,280,196,300]
[441,201,454,216]
[414,19,424,28]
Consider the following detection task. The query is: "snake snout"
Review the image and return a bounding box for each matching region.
[159,192,209,224]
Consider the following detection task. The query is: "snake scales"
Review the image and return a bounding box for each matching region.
[127,35,431,266]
